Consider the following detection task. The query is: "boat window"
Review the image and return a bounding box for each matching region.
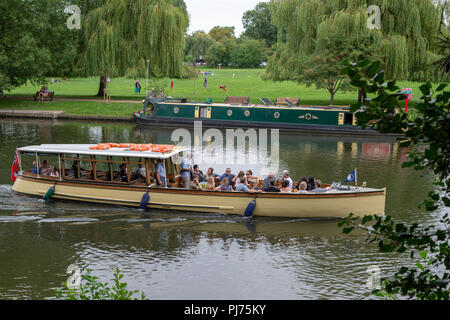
[200,107,208,118]
[20,152,62,178]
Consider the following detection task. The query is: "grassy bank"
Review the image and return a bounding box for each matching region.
[7,68,427,106]
[0,99,139,117]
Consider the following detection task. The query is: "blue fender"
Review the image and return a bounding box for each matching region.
[244,200,257,217]
[140,192,150,210]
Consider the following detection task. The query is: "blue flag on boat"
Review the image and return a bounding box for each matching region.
[344,169,357,184]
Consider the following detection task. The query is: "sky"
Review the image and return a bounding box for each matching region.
[184,0,269,37]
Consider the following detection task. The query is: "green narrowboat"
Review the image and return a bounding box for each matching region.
[132,97,388,135]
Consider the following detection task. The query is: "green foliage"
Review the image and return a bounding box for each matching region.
[184,31,216,63]
[241,2,278,46]
[206,38,237,67]
[267,0,449,92]
[0,0,79,90]
[338,59,450,300]
[231,40,268,68]
[54,268,148,300]
[77,0,189,79]
[208,26,236,42]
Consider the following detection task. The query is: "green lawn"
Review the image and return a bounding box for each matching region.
[7,68,429,106]
[0,99,140,117]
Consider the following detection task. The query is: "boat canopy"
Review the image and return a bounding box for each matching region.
[18,144,191,159]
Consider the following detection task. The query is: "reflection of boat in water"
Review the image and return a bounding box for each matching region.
[12,144,386,218]
[133,97,400,136]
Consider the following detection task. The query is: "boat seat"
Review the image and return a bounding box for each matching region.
[275,97,300,107]
[225,96,250,105]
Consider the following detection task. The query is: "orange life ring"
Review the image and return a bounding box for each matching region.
[130,145,150,152]
[118,143,136,148]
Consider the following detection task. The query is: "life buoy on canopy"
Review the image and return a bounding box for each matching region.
[118,143,136,148]
[130,144,151,152]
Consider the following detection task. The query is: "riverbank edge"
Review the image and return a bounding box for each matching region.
[0,110,133,122]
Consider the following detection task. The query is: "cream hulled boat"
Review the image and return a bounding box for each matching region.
[11,144,386,218]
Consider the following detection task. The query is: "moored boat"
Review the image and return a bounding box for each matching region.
[132,97,398,136]
[11,144,386,218]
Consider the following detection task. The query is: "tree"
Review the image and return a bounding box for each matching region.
[339,59,450,300]
[205,38,237,67]
[266,0,449,104]
[208,26,236,42]
[241,2,278,47]
[0,0,79,91]
[231,39,267,68]
[184,31,215,63]
[77,0,189,96]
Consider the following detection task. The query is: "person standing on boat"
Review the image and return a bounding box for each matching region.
[155,159,167,187]
[282,170,293,190]
[180,152,192,188]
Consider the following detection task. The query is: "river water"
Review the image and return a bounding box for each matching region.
[0,119,441,300]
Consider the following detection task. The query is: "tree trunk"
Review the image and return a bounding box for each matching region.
[96,74,106,97]
[358,87,367,103]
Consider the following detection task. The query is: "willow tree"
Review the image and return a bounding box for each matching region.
[77,0,188,96]
[266,0,449,104]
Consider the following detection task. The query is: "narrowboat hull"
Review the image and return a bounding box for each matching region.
[132,99,399,136]
[12,175,386,219]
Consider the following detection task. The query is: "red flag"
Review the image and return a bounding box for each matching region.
[10,150,19,182]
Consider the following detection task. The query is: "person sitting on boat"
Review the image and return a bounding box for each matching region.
[296,181,308,193]
[215,177,232,191]
[219,168,235,185]
[280,180,292,193]
[31,161,42,175]
[262,172,276,191]
[295,176,308,191]
[249,180,262,193]
[41,160,51,175]
[204,167,219,182]
[189,176,202,190]
[192,164,204,182]
[72,156,88,179]
[49,166,60,178]
[311,179,331,192]
[307,176,316,191]
[263,179,280,193]
[235,177,250,192]
[232,171,245,188]
[136,163,146,179]
[119,163,128,182]
[155,159,167,187]
[204,176,216,191]
[281,170,293,190]
[245,170,259,186]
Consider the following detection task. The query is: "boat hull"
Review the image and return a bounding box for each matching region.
[12,176,386,219]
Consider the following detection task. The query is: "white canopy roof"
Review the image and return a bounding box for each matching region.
[18,144,191,159]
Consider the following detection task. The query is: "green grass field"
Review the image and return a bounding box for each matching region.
[1,68,430,116]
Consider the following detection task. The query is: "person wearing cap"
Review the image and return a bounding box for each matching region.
[282,170,293,190]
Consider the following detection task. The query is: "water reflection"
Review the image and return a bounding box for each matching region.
[0,119,440,300]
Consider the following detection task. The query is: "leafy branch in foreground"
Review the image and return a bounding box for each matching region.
[338,59,450,300]
[54,268,148,300]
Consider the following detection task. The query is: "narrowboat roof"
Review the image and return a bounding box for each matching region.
[18,144,191,159]
[159,101,351,112]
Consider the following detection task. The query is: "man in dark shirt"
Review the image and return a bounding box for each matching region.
[263,179,280,192]
[219,168,235,184]
[262,172,276,190]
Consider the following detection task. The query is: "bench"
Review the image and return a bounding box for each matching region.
[275,97,299,107]
[225,96,250,105]
[34,91,55,101]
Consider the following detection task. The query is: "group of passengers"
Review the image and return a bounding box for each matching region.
[31,160,60,178]
[181,163,331,193]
